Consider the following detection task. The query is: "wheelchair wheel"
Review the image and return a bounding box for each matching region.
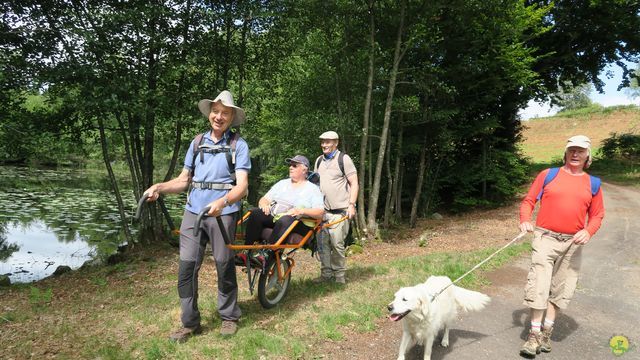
[257,255,291,309]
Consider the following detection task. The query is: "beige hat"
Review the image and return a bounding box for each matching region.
[565,135,591,149]
[319,131,339,140]
[198,90,246,126]
[564,135,592,168]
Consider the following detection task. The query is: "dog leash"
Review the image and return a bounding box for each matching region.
[429,231,528,302]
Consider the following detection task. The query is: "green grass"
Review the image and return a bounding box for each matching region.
[0,242,531,359]
[521,107,639,186]
[588,158,640,187]
[554,104,638,118]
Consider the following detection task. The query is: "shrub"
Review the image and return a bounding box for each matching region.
[599,133,640,160]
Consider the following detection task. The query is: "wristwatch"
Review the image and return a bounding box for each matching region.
[349,202,356,208]
[223,197,230,206]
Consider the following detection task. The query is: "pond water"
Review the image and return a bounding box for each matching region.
[0,166,184,283]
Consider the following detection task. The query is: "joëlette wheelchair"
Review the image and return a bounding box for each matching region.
[136,195,347,309]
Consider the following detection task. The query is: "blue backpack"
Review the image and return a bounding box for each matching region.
[536,167,601,201]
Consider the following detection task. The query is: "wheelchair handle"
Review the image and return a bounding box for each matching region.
[134,193,150,220]
[194,206,231,244]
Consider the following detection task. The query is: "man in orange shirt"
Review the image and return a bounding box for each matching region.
[518,135,605,357]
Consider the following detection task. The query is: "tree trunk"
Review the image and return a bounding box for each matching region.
[366,0,406,239]
[423,157,443,215]
[98,115,133,246]
[396,164,404,221]
[115,111,140,200]
[128,112,144,195]
[390,115,403,222]
[482,137,487,199]
[165,122,183,183]
[410,134,429,228]
[357,0,375,233]
[222,2,234,89]
[383,134,393,228]
[142,14,160,241]
[238,9,250,105]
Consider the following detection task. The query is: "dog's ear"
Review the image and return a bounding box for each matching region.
[416,284,431,317]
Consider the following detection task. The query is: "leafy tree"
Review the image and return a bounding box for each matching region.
[624,64,640,102]
[555,83,595,111]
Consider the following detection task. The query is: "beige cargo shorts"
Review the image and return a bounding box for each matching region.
[523,227,583,310]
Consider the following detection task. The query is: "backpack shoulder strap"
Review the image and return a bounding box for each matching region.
[589,175,601,196]
[227,131,239,183]
[536,167,559,201]
[190,133,206,172]
[315,152,346,176]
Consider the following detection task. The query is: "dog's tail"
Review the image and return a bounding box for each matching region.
[452,285,491,312]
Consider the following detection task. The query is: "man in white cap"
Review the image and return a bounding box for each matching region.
[518,135,605,356]
[313,131,359,284]
[143,90,251,340]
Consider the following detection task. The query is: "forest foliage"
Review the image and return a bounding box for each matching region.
[1,0,639,241]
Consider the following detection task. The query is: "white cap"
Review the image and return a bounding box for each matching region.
[319,131,339,140]
[565,135,591,149]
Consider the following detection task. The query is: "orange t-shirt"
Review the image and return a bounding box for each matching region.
[520,168,605,235]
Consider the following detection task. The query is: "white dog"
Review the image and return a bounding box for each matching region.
[388,276,490,360]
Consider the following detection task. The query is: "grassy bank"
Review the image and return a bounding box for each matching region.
[0,199,529,359]
[0,243,530,359]
[521,107,639,186]
[520,106,639,163]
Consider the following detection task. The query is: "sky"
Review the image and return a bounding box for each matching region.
[519,61,639,120]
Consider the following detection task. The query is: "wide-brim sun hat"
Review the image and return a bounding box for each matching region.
[319,131,339,140]
[198,90,246,127]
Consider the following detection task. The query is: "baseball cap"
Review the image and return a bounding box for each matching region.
[565,135,591,149]
[285,155,310,169]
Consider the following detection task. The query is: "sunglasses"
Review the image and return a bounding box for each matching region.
[289,162,304,168]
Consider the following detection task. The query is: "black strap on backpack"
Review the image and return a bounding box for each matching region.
[315,151,346,176]
[189,130,238,185]
[186,131,239,205]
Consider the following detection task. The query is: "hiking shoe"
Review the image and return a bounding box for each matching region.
[312,276,332,284]
[220,320,238,336]
[520,330,542,356]
[168,325,202,343]
[540,326,553,353]
[335,277,346,284]
[235,253,248,266]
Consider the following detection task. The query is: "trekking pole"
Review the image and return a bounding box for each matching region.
[134,193,150,220]
[194,206,231,244]
[430,231,528,302]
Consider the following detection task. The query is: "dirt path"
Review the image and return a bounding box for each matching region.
[321,182,640,360]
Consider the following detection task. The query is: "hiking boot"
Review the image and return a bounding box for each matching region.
[520,330,542,357]
[168,325,202,343]
[335,276,346,284]
[540,326,553,353]
[312,276,332,284]
[220,320,238,336]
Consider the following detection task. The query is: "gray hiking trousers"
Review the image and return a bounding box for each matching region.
[178,210,240,328]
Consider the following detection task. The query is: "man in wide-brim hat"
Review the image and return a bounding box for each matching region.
[143,90,251,339]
